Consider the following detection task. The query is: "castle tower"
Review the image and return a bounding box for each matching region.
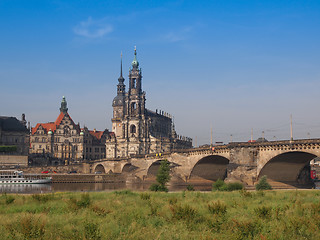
[60,96,68,113]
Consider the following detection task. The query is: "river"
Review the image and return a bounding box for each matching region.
[0,182,213,194]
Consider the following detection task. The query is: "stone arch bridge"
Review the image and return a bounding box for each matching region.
[90,139,320,187]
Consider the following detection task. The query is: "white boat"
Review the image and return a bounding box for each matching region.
[0,170,52,184]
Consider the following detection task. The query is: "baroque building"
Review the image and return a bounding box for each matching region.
[106,49,192,158]
[30,97,108,162]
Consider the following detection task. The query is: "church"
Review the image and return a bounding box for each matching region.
[105,48,192,158]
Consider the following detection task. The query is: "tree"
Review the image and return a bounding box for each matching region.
[150,159,171,192]
[255,176,272,190]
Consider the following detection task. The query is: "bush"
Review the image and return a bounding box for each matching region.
[84,221,101,240]
[140,193,151,200]
[149,183,168,192]
[255,176,272,190]
[208,201,227,216]
[170,204,198,221]
[212,179,225,191]
[5,195,15,204]
[0,145,17,153]
[212,180,244,191]
[32,194,51,203]
[227,182,244,191]
[255,206,272,219]
[186,184,195,191]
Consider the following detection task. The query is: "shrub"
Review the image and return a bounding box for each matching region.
[32,194,51,203]
[168,197,178,205]
[212,179,226,191]
[113,189,135,195]
[186,184,195,191]
[84,222,101,240]
[77,193,91,208]
[255,176,272,190]
[16,214,46,239]
[208,201,227,216]
[212,180,244,191]
[0,145,17,152]
[255,206,272,219]
[68,193,91,210]
[149,183,168,192]
[91,205,109,216]
[170,204,198,221]
[140,193,151,200]
[5,195,15,204]
[227,182,244,191]
[240,189,253,198]
[232,219,260,239]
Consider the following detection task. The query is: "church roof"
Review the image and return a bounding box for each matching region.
[0,116,28,132]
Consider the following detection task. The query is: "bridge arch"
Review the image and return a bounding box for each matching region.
[121,163,137,173]
[94,164,106,173]
[189,155,230,181]
[258,151,318,185]
[147,160,166,177]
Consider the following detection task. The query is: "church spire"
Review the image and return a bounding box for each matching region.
[60,96,68,113]
[119,51,123,80]
[117,52,125,95]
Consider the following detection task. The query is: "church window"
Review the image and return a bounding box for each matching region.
[130,125,136,134]
[132,78,136,88]
[39,145,42,149]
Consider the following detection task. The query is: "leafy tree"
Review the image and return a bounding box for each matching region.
[150,159,171,192]
[255,176,272,190]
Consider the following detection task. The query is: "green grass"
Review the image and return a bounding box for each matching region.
[0,190,320,239]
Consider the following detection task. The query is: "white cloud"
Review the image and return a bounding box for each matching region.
[163,26,194,42]
[73,17,113,38]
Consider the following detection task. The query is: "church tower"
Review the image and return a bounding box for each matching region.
[123,47,148,155]
[112,53,126,138]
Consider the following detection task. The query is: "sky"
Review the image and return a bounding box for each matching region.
[1,0,320,145]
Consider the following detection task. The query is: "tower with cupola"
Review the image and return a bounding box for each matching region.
[106,48,193,158]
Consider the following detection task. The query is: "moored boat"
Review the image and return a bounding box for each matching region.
[0,170,52,184]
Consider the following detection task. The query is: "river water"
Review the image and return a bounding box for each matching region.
[0,182,212,194]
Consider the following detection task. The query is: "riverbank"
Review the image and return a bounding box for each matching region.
[0,190,320,239]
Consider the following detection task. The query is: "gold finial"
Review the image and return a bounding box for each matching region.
[134,46,136,51]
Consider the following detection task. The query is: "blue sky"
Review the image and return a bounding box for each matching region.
[1,0,320,145]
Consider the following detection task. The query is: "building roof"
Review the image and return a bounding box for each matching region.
[31,112,80,135]
[0,116,28,132]
[89,130,106,140]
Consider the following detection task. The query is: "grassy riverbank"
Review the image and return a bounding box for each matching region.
[0,190,320,239]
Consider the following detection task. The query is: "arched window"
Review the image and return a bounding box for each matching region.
[131,102,136,112]
[130,125,136,135]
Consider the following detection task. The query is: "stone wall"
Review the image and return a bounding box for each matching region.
[0,155,28,167]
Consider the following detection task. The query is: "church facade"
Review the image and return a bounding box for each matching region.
[106,49,192,158]
[30,97,108,162]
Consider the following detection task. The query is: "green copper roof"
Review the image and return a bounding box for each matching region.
[60,96,68,113]
[131,47,139,68]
